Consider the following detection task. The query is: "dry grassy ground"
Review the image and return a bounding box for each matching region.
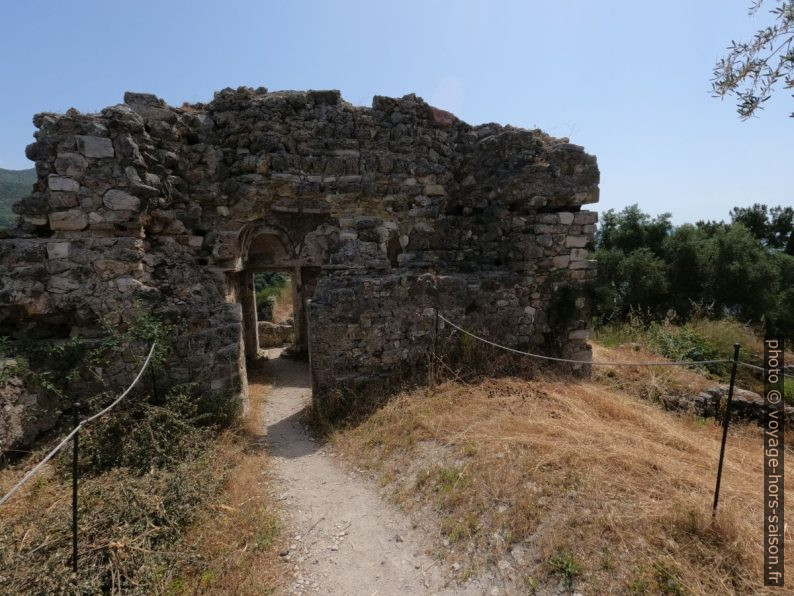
[0,358,286,595]
[168,358,288,595]
[332,343,793,594]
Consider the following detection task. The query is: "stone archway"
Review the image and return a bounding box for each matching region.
[235,220,337,369]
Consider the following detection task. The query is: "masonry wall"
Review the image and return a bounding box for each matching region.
[0,87,598,448]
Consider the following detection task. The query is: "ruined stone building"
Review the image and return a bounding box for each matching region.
[0,87,598,447]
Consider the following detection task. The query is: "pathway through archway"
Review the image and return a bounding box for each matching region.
[258,348,485,595]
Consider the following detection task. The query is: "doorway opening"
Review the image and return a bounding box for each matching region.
[236,223,332,393]
[254,271,295,351]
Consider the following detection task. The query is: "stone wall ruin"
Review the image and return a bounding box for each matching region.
[1,87,598,446]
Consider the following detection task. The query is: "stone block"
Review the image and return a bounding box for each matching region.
[47,275,81,293]
[574,211,598,225]
[557,212,574,225]
[568,329,590,340]
[77,135,115,158]
[569,259,596,270]
[258,321,294,348]
[103,189,140,211]
[48,209,87,231]
[46,242,70,259]
[94,259,129,280]
[54,152,88,177]
[570,248,588,261]
[48,192,79,209]
[116,276,143,293]
[48,175,79,192]
[564,235,588,248]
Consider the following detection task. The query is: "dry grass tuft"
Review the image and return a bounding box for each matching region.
[332,364,793,594]
[591,342,712,401]
[166,357,287,595]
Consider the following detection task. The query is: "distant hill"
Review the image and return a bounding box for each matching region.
[0,167,36,227]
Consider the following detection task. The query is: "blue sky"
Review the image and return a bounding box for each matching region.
[0,0,790,223]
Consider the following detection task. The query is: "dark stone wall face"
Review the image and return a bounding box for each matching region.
[0,86,598,442]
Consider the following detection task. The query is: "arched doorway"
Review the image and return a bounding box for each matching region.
[234,220,337,374]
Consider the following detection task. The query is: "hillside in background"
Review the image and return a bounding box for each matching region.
[0,167,35,227]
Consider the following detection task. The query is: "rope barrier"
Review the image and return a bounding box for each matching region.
[0,342,157,507]
[737,360,794,379]
[439,314,733,367]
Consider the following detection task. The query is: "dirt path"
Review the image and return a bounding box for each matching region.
[260,350,487,596]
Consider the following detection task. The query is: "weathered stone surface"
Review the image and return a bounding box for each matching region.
[568,329,591,340]
[54,152,89,177]
[565,235,588,248]
[46,241,70,259]
[94,259,129,280]
[48,209,87,230]
[103,189,140,211]
[258,321,294,348]
[0,365,61,455]
[77,135,114,158]
[661,386,794,425]
[0,86,599,445]
[48,175,79,192]
[47,274,81,293]
[558,212,574,225]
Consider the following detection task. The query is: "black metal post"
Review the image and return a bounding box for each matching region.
[712,343,741,517]
[150,361,159,403]
[71,401,80,573]
[434,307,439,357]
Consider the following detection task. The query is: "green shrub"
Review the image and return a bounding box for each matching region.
[0,308,242,594]
[548,548,581,590]
[75,383,238,476]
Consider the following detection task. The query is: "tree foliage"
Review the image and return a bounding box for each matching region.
[593,204,794,341]
[712,0,794,119]
[730,203,794,253]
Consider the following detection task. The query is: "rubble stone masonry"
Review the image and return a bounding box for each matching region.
[0,87,598,447]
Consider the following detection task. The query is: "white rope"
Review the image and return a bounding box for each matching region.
[438,314,732,367]
[737,360,794,379]
[0,342,156,507]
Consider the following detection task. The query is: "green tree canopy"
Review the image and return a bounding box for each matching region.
[592,204,793,340]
